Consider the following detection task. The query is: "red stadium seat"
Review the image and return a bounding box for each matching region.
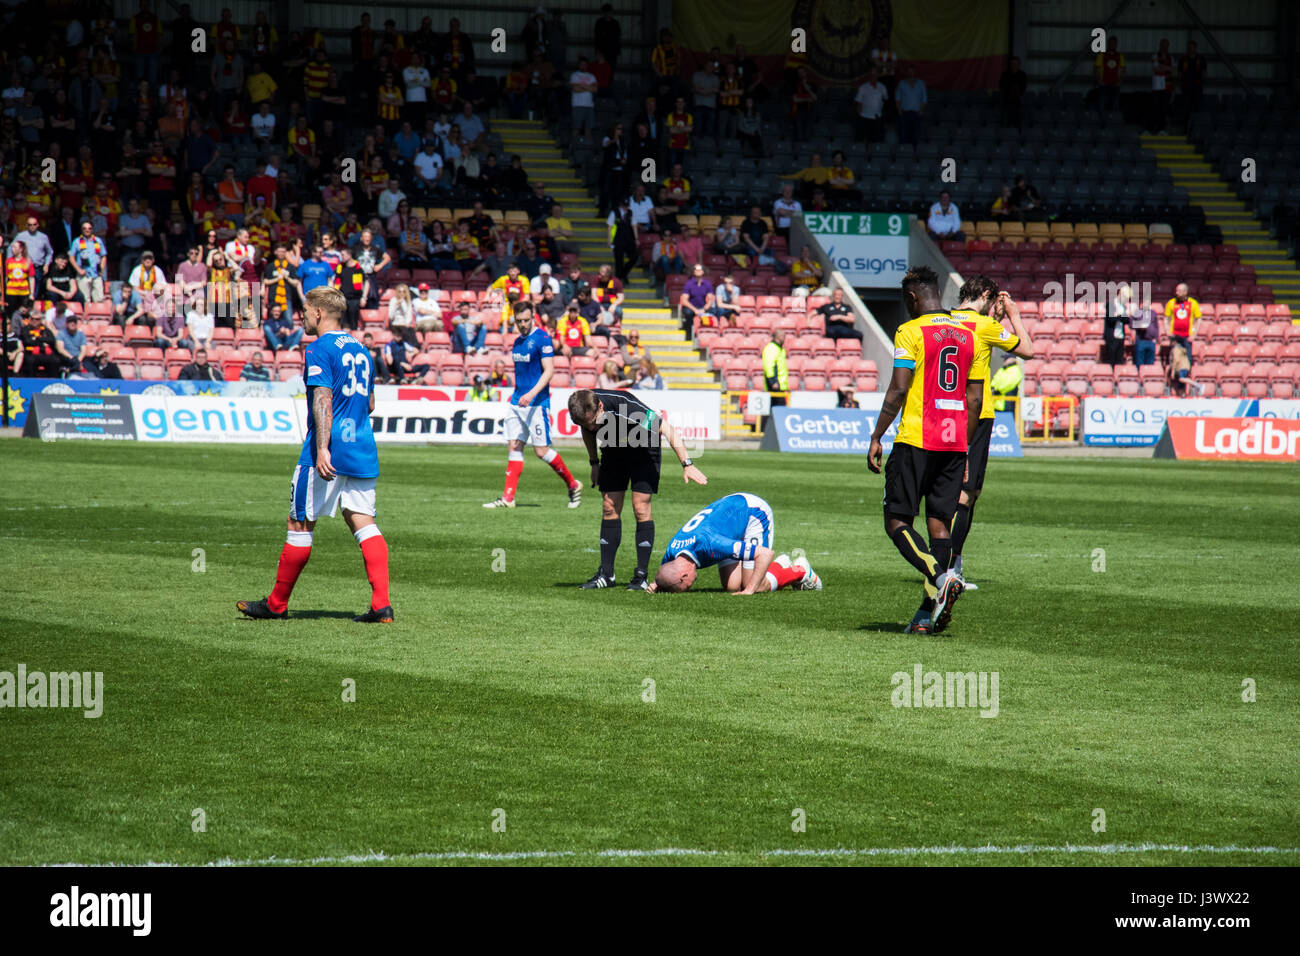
[1269,368,1295,398]
[1201,341,1230,363]
[136,347,166,379]
[1278,343,1300,367]
[1256,342,1281,363]
[1261,322,1288,345]
[1265,303,1292,321]
[1227,342,1257,363]
[835,337,862,359]
[1089,367,1116,397]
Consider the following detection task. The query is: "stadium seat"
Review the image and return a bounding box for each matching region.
[550,372,572,388]
[1218,362,1251,398]
[1269,368,1295,398]
[136,347,166,380]
[1089,368,1116,397]
[1245,366,1272,398]
[124,325,153,347]
[1064,362,1091,398]
[1261,322,1288,345]
[1278,343,1300,367]
[1039,361,1065,394]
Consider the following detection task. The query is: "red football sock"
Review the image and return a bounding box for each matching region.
[765,563,805,591]
[542,447,577,488]
[503,451,524,501]
[356,526,390,610]
[268,533,313,612]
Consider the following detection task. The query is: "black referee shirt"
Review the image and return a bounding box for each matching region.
[591,388,661,453]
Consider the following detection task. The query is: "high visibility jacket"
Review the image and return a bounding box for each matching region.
[762,341,788,391]
[990,362,1023,411]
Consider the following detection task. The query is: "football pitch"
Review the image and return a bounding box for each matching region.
[1,441,1297,867]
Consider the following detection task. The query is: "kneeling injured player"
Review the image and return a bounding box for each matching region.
[237,286,393,622]
[650,493,823,594]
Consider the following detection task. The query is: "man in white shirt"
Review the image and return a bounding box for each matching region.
[412,140,445,198]
[224,228,257,271]
[926,190,963,241]
[250,102,276,143]
[412,283,443,332]
[772,184,803,239]
[854,66,888,143]
[402,53,431,128]
[627,183,655,228]
[530,262,561,298]
[377,179,407,220]
[124,251,169,318]
[569,56,598,142]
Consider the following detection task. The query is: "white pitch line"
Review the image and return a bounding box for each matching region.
[40,843,1300,867]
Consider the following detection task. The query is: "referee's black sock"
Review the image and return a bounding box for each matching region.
[888,524,941,587]
[950,503,974,558]
[634,521,654,575]
[599,518,622,577]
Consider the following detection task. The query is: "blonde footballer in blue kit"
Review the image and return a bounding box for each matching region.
[237,285,394,623]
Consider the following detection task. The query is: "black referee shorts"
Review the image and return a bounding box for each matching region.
[962,417,995,495]
[882,442,965,523]
[599,447,662,495]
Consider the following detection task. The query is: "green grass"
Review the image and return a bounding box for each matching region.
[1,441,1298,867]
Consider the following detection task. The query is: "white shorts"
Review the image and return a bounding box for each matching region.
[720,495,774,572]
[503,403,552,446]
[290,465,377,521]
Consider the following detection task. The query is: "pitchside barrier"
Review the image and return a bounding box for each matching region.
[1082,397,1300,446]
[20,387,724,446]
[1154,416,1300,460]
[759,400,1022,457]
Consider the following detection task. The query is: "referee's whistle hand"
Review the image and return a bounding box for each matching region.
[683,464,707,485]
[867,440,883,473]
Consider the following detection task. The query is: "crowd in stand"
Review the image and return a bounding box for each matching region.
[2,3,690,384]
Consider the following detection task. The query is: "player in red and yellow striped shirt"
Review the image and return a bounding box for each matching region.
[868,266,981,634]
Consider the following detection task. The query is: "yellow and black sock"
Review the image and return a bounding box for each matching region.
[888,525,940,587]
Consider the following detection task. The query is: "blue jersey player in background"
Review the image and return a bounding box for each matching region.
[237,286,394,623]
[483,301,583,509]
[650,492,823,595]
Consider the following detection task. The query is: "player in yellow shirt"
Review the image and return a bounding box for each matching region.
[948,277,1035,588]
[868,266,982,634]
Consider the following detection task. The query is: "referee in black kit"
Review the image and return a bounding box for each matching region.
[567,388,708,590]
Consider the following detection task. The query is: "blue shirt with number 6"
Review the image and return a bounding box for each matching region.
[298,329,379,477]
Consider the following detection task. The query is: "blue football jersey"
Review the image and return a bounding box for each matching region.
[661,493,774,568]
[511,326,554,406]
[297,330,379,478]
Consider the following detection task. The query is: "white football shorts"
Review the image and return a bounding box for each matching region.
[503,403,552,446]
[290,465,378,521]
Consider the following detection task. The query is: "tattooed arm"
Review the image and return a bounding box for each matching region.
[313,386,336,480]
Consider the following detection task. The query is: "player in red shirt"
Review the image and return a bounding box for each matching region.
[868,266,981,634]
